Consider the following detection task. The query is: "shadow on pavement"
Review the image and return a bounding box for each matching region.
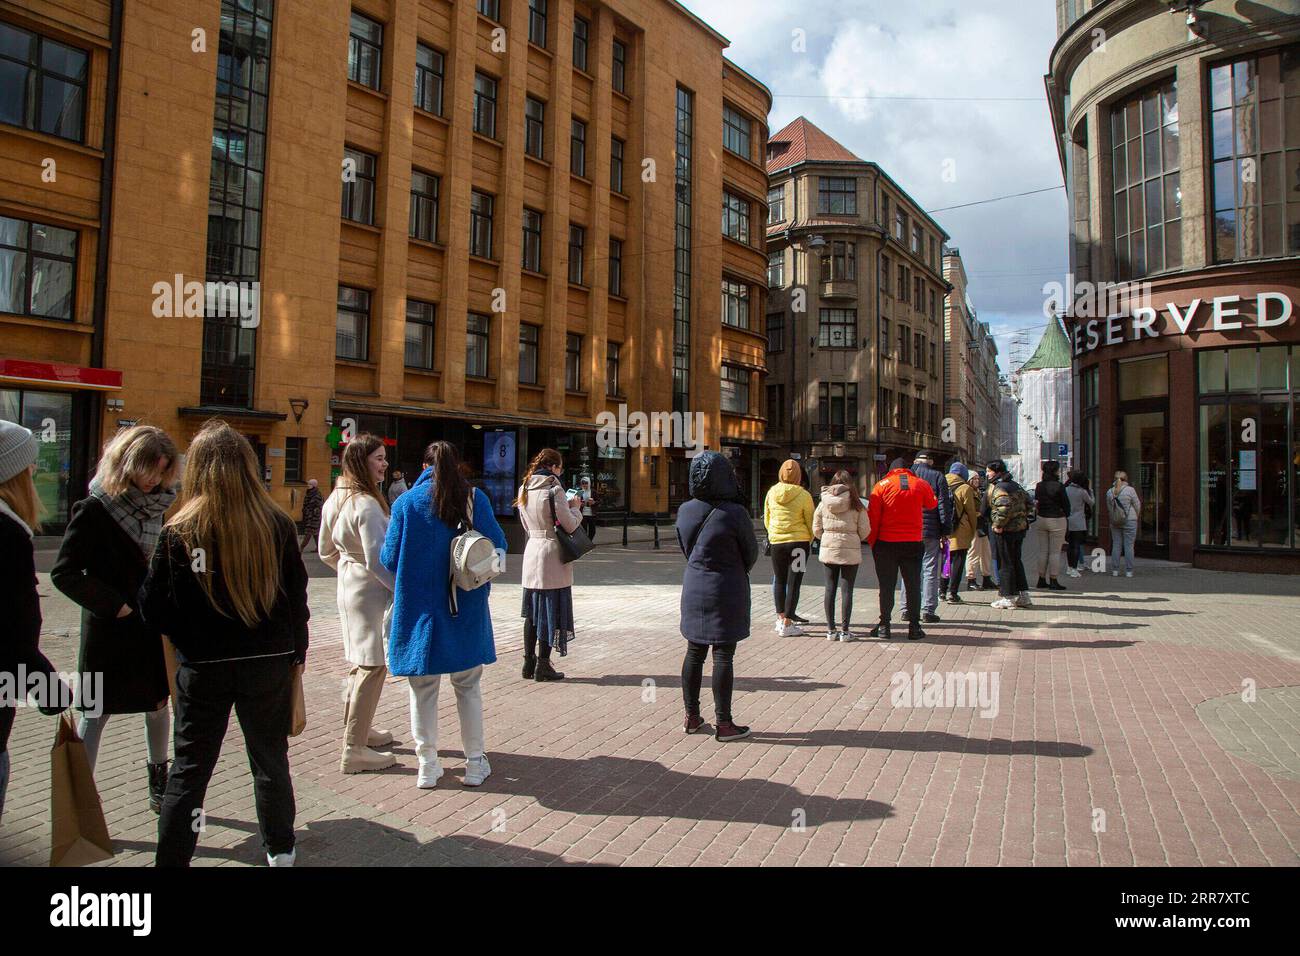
[563,674,845,692]
[748,729,1094,758]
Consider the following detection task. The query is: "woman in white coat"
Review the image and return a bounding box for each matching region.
[320,434,397,773]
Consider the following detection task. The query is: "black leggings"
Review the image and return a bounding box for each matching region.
[823,563,859,629]
[523,618,553,661]
[770,542,809,617]
[682,641,736,722]
[946,549,968,597]
[1066,529,1086,569]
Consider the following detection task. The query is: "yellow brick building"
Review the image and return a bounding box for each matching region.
[0,0,770,531]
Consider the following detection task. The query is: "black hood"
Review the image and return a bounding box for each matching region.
[689,451,739,503]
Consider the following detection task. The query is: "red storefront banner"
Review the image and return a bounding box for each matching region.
[0,359,123,391]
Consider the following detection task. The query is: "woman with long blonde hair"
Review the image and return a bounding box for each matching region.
[1106,469,1141,577]
[319,434,397,773]
[52,423,180,811]
[138,420,309,867]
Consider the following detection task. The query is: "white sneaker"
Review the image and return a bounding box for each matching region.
[1125,571,1133,578]
[1111,570,1119,577]
[463,755,491,788]
[1066,567,1080,578]
[826,629,838,641]
[781,622,803,637]
[417,760,444,789]
[838,629,857,643]
[1015,592,1033,608]
[991,597,1015,610]
[267,849,296,867]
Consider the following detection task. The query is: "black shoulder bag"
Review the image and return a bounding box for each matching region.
[548,486,593,564]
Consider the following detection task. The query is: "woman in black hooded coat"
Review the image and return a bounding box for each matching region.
[675,451,758,742]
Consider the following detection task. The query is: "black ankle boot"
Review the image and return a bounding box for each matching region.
[522,654,536,680]
[148,760,169,814]
[1036,577,1048,589]
[981,576,995,590]
[534,659,564,682]
[869,621,891,640]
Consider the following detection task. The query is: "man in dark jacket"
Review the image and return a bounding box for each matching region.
[982,459,1032,610]
[675,452,758,742]
[905,452,953,624]
[867,458,937,641]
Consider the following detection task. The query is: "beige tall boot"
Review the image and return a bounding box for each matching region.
[340,665,396,773]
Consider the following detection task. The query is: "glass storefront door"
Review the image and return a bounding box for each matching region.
[1119,410,1169,550]
[2,387,75,530]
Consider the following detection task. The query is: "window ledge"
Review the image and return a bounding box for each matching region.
[528,41,552,58]
[519,382,545,391]
[568,281,590,292]
[466,375,496,384]
[608,292,628,303]
[573,66,594,81]
[335,357,376,369]
[408,236,446,252]
[566,390,589,398]
[403,366,440,377]
[612,88,632,104]
[524,152,551,168]
[343,218,382,235]
[473,130,504,148]
[721,234,755,252]
[570,172,593,186]
[610,189,631,201]
[0,123,102,157]
[414,107,449,126]
[522,267,547,280]
[468,253,499,267]
[346,79,386,100]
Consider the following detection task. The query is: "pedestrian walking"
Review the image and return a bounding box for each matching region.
[984,460,1032,610]
[1032,459,1072,591]
[0,421,68,821]
[577,476,597,543]
[867,458,937,641]
[812,469,870,641]
[516,448,583,682]
[903,452,953,624]
[1106,471,1141,577]
[51,424,178,812]
[676,451,758,742]
[139,421,309,867]
[1064,470,1094,576]
[299,478,323,552]
[763,459,814,636]
[942,462,979,603]
[319,433,397,774]
[381,441,507,789]
[386,470,408,504]
[965,472,996,591]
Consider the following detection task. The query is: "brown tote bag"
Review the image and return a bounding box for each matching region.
[49,712,115,867]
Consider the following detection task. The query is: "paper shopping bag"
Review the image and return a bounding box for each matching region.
[49,712,115,867]
[161,634,181,706]
[290,664,306,737]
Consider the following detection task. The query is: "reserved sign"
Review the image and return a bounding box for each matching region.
[1073,292,1294,356]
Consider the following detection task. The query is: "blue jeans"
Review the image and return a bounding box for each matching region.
[1111,524,1137,573]
[901,538,942,616]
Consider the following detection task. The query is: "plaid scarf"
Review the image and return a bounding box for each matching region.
[89,476,177,559]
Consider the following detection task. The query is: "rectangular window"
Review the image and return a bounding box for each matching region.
[721,277,750,329]
[914,331,924,368]
[467,312,491,378]
[341,147,376,224]
[1112,77,1182,276]
[522,208,543,272]
[824,240,855,281]
[572,15,589,71]
[414,43,444,115]
[0,215,77,319]
[570,119,587,177]
[818,177,856,215]
[473,72,497,137]
[929,288,937,320]
[930,236,938,267]
[336,285,370,360]
[610,136,625,193]
[930,341,937,373]
[912,224,923,254]
[878,387,892,431]
[518,323,539,385]
[409,170,439,242]
[880,317,890,356]
[898,264,909,303]
[528,0,548,48]
[767,185,785,224]
[767,384,785,430]
[880,254,891,295]
[899,325,911,364]
[477,0,500,21]
[722,191,750,243]
[568,224,585,284]
[612,40,627,94]
[0,22,88,142]
[469,190,494,258]
[347,11,383,90]
[817,383,858,439]
[766,312,784,353]
[524,96,545,159]
[723,105,752,158]
[881,194,890,229]
[721,364,750,414]
[895,209,906,241]
[1209,45,1299,262]
[914,276,923,310]
[404,298,436,369]
[565,332,583,390]
[284,437,305,484]
[606,342,621,396]
[767,250,785,288]
[899,393,910,431]
[608,237,623,295]
[818,308,857,348]
[673,86,693,414]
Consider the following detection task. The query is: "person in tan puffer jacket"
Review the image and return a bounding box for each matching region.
[942,462,980,604]
[812,470,871,642]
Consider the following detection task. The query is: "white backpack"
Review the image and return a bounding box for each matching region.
[449,492,503,615]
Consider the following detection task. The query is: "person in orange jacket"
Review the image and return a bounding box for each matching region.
[867,458,937,641]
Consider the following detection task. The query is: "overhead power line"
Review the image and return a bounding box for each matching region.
[926,185,1065,214]
[772,92,1043,103]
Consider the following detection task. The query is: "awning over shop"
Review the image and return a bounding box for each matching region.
[0,358,123,391]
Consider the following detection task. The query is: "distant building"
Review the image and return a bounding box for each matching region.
[1009,318,1073,488]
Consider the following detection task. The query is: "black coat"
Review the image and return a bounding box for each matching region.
[676,452,759,645]
[0,509,63,752]
[51,496,169,715]
[913,461,954,539]
[1033,479,1072,519]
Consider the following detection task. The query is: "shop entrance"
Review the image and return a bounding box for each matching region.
[1117,355,1170,556]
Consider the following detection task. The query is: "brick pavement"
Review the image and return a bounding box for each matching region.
[3,532,1299,867]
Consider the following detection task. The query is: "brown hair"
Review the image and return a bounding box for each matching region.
[95,424,180,495]
[832,470,865,511]
[0,466,41,532]
[340,433,390,515]
[515,447,562,507]
[167,420,286,628]
[425,441,472,527]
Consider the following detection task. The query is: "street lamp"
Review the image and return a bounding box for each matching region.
[288,397,309,423]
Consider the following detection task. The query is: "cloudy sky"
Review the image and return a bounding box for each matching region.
[681,0,1067,371]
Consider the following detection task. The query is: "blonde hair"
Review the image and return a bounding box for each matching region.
[0,467,41,532]
[1113,471,1129,494]
[167,420,286,628]
[96,424,180,495]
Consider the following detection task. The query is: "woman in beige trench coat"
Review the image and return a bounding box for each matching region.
[320,434,397,773]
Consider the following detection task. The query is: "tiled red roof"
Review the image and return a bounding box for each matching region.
[767,116,863,173]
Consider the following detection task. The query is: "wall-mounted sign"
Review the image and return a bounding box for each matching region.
[1073,292,1293,356]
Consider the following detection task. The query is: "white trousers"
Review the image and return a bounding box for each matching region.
[407,666,485,766]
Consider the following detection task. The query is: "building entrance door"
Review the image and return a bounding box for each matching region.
[1119,410,1168,553]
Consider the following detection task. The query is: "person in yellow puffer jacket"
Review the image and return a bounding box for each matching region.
[763,459,814,636]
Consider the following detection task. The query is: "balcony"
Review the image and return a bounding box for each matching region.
[820,278,857,301]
